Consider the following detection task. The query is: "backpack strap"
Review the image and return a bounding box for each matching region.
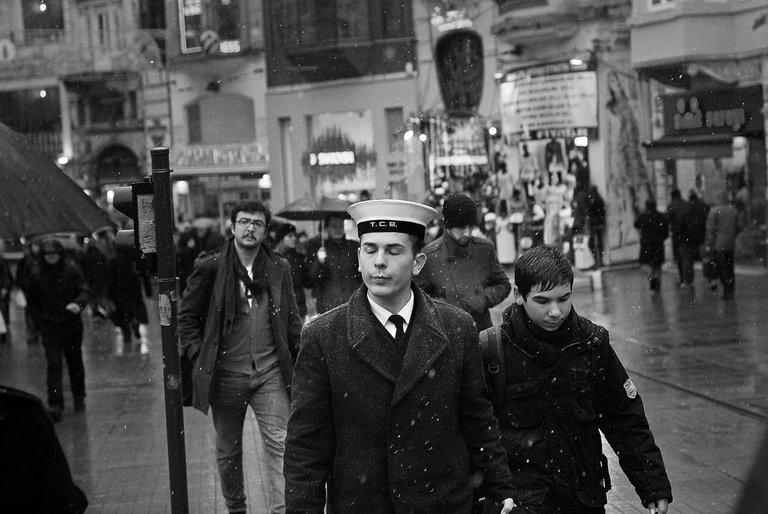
[479,326,506,406]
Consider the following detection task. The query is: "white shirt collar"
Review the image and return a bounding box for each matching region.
[367,289,414,338]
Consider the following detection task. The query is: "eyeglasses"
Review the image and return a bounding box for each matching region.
[235,218,266,229]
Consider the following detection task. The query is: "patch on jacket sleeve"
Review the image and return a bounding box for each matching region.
[623,378,637,399]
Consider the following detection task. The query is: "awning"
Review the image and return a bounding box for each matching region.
[642,134,735,160]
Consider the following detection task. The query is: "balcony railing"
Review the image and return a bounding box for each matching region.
[24,131,63,160]
[21,29,66,45]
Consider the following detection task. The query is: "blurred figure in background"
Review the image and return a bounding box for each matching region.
[688,189,710,263]
[705,191,743,300]
[26,238,90,421]
[305,213,361,314]
[14,240,42,345]
[0,241,13,345]
[107,250,149,344]
[416,193,511,332]
[667,188,694,288]
[634,198,669,292]
[274,223,308,320]
[586,185,606,268]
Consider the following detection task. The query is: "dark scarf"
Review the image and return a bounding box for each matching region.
[505,303,578,367]
[232,245,268,304]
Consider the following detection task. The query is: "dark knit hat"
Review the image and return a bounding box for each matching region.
[274,223,296,242]
[442,193,478,228]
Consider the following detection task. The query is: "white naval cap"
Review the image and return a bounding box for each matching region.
[347,199,437,238]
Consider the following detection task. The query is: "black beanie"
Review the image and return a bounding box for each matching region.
[442,193,478,228]
[274,223,296,242]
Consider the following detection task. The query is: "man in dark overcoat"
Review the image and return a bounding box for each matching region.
[178,200,302,514]
[634,198,669,292]
[415,193,511,331]
[285,199,516,513]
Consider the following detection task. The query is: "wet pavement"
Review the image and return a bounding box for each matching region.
[1,263,767,513]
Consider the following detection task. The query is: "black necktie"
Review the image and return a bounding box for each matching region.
[389,314,405,344]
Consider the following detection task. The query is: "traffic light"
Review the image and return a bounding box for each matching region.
[113,179,157,273]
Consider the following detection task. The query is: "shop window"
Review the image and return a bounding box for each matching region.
[185,94,255,145]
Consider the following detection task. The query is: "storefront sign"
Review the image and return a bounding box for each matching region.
[309,151,356,166]
[174,143,268,175]
[500,61,598,140]
[498,0,548,14]
[662,85,763,137]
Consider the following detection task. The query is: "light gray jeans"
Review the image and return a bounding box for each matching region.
[210,366,288,513]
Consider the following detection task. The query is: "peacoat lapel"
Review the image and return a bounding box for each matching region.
[392,288,448,406]
[347,286,449,405]
[347,288,402,384]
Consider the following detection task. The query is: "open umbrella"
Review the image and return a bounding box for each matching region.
[0,122,114,240]
[276,195,352,250]
[276,195,352,221]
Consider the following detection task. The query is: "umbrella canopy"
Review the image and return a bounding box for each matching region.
[0,122,114,240]
[276,195,352,221]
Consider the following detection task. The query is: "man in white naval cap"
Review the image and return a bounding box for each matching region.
[285,199,516,513]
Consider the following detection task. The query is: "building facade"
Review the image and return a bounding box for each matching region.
[0,0,168,210]
[492,0,637,263]
[264,0,505,212]
[630,0,768,263]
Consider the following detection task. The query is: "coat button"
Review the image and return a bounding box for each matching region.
[420,396,429,407]
[424,482,435,493]
[423,440,433,451]
[388,444,398,455]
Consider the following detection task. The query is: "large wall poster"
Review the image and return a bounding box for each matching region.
[303,110,377,197]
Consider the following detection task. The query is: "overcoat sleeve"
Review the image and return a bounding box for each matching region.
[479,244,512,309]
[284,323,335,514]
[595,338,673,507]
[177,258,215,360]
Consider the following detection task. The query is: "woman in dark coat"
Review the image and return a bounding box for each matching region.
[106,251,148,343]
[634,198,669,292]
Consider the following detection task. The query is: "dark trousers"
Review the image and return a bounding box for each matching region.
[712,249,735,296]
[673,240,695,285]
[42,328,85,408]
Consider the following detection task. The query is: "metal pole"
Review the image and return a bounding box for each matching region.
[150,147,189,513]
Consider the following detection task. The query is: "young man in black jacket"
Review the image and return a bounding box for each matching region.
[491,245,672,513]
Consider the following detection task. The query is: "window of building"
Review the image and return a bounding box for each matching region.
[385,107,404,152]
[185,94,255,144]
[178,0,243,54]
[21,0,64,30]
[648,0,674,10]
[139,0,166,29]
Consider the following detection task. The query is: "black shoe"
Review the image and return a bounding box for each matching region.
[49,406,63,422]
[74,398,86,412]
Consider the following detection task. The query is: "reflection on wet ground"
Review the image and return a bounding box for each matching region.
[0,264,765,512]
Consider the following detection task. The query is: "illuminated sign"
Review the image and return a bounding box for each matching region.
[178,0,242,55]
[309,151,356,166]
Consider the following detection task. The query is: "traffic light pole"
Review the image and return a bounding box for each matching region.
[151,147,189,513]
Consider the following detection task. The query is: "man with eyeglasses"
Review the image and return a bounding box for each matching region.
[178,200,303,514]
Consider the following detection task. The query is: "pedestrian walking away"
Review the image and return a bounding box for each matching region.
[25,238,90,422]
[634,198,669,292]
[273,223,309,320]
[178,200,303,514]
[484,245,672,513]
[0,242,14,345]
[415,193,511,332]
[666,188,694,287]
[704,191,743,300]
[285,199,517,513]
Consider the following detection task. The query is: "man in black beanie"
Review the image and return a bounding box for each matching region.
[415,193,511,331]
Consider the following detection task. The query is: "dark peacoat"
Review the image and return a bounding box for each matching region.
[415,235,511,331]
[177,239,303,414]
[285,285,514,514]
[634,209,669,267]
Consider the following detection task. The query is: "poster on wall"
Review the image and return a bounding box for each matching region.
[499,60,598,143]
[303,110,377,197]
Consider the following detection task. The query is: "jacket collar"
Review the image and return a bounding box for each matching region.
[347,285,449,406]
